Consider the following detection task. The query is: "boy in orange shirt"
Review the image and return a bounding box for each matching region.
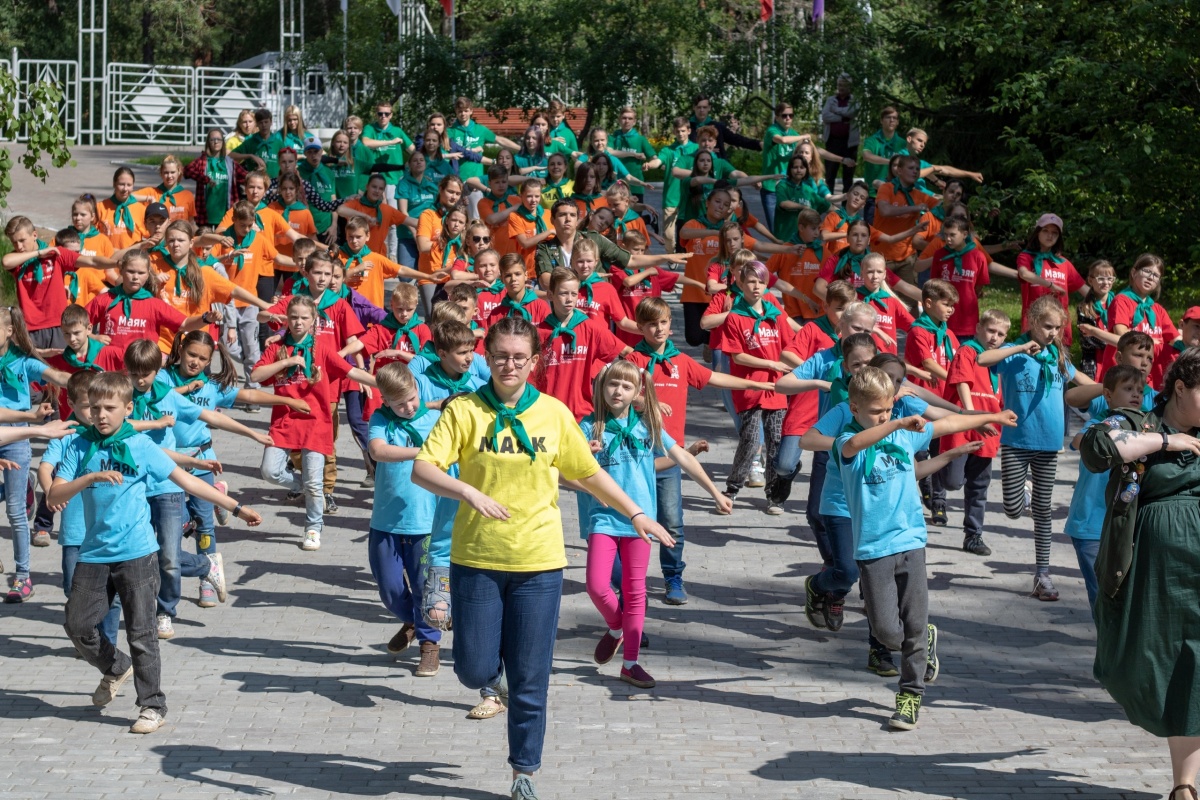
[477,164,520,256]
[338,218,430,308]
[506,179,554,278]
[873,155,938,284]
[768,208,825,321]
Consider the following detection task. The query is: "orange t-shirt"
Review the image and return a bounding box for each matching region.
[138,185,197,223]
[211,232,279,304]
[479,195,518,256]
[340,250,402,308]
[152,261,237,352]
[507,206,551,277]
[54,230,115,260]
[680,220,757,304]
[573,196,609,221]
[873,182,938,261]
[97,199,148,249]
[217,206,292,248]
[415,209,444,278]
[340,198,409,255]
[820,210,862,258]
[766,247,824,319]
[269,202,317,267]
[68,267,112,308]
[611,213,650,249]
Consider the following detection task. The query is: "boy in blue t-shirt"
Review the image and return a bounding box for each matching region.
[366,362,443,677]
[52,372,262,735]
[836,367,1015,730]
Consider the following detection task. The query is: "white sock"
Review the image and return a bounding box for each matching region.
[609,629,622,639]
[623,660,637,670]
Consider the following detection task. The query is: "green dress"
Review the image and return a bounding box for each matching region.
[1081,407,1200,737]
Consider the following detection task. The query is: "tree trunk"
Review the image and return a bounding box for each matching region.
[142,3,154,65]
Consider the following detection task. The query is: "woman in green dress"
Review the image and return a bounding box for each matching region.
[1080,347,1200,800]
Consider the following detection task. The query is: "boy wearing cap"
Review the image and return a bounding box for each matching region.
[298,135,340,242]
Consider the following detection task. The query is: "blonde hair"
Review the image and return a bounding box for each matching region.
[591,359,665,453]
[1026,294,1069,375]
[979,308,1011,329]
[375,361,419,402]
[574,237,600,265]
[391,282,419,306]
[429,300,469,326]
[604,182,631,203]
[159,154,183,178]
[282,104,307,135]
[848,366,895,405]
[840,300,878,329]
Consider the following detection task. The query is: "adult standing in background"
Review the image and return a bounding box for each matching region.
[183,129,247,230]
[361,100,415,262]
[688,95,762,161]
[821,74,859,194]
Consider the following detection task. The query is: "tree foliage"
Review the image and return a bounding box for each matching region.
[0,71,74,208]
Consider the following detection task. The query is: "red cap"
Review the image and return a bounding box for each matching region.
[1182,306,1200,322]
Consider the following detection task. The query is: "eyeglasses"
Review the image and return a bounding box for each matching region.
[487,354,532,368]
[471,235,491,244]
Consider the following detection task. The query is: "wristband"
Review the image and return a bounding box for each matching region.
[1161,431,1170,452]
[232,503,243,519]
[630,511,645,522]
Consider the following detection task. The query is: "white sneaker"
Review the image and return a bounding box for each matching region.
[765,503,784,516]
[301,530,321,551]
[92,665,134,707]
[201,552,227,603]
[156,614,174,640]
[129,706,165,734]
[747,461,766,488]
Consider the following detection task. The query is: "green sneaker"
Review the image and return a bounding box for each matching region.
[888,691,922,730]
[925,623,940,684]
[867,647,899,677]
[804,575,826,629]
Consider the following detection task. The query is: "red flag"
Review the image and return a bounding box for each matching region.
[440,0,453,15]
[761,0,773,20]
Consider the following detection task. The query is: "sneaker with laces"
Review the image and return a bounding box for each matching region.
[925,623,940,683]
[867,647,899,677]
[387,623,416,653]
[888,691,922,730]
[5,577,34,603]
[804,575,826,629]
[620,663,657,688]
[930,506,948,526]
[662,575,688,605]
[201,553,227,603]
[765,502,784,516]
[747,461,766,488]
[31,529,51,547]
[213,481,229,525]
[156,614,174,640]
[822,593,845,632]
[593,631,623,664]
[962,534,992,556]
[1032,572,1059,601]
[129,706,166,734]
[92,665,134,707]
[198,581,217,608]
[301,530,321,551]
[324,494,339,514]
[415,641,440,677]
[511,774,540,800]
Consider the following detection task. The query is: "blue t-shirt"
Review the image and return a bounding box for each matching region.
[577,415,674,537]
[1086,388,1156,421]
[57,431,177,563]
[1064,418,1107,541]
[817,395,928,518]
[836,422,933,560]
[789,346,840,419]
[154,372,241,468]
[368,408,440,534]
[0,352,48,410]
[994,345,1076,451]
[132,389,204,495]
[413,360,491,404]
[42,436,85,547]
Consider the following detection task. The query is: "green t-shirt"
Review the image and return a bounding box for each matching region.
[862,129,904,197]
[232,133,282,178]
[362,123,414,186]
[449,120,497,182]
[514,154,548,179]
[657,140,698,209]
[395,172,440,239]
[610,129,657,192]
[772,177,832,239]
[761,123,798,192]
[298,161,337,233]
[350,140,375,193]
[675,152,736,220]
[425,155,457,182]
[548,123,579,154]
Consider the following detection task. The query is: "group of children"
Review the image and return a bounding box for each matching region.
[3,97,1190,743]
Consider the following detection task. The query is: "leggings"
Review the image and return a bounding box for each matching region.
[585,534,650,664]
[681,302,710,348]
[728,408,785,497]
[1000,446,1058,570]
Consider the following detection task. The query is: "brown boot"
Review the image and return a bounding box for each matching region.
[387,624,415,654]
[415,641,440,677]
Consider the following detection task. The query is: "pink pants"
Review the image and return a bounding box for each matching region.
[585,533,650,663]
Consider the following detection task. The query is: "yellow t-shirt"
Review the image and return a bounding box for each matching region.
[416,390,599,572]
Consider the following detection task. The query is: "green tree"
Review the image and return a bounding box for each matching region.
[0,70,73,208]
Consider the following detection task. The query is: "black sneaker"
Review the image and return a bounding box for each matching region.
[962,534,992,556]
[286,491,303,503]
[822,593,844,632]
[804,575,826,629]
[925,623,940,683]
[324,494,339,514]
[888,691,922,730]
[930,506,948,526]
[867,647,899,677]
[921,490,932,511]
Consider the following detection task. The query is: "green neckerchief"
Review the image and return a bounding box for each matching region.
[339,242,370,271]
[0,347,25,392]
[279,200,307,223]
[573,193,602,213]
[517,205,547,234]
[912,313,954,361]
[105,284,154,317]
[1022,249,1064,277]
[713,258,740,297]
[360,196,385,224]
[963,340,999,393]
[132,381,173,421]
[836,248,867,279]
[792,235,823,262]
[291,276,311,296]
[18,239,49,281]
[78,422,139,474]
[543,178,570,203]
[64,338,104,372]
[197,255,220,268]
[380,403,429,446]
[283,331,315,380]
[940,239,977,275]
[501,288,539,321]
[813,315,839,344]
[441,235,463,270]
[476,380,541,461]
[840,418,911,478]
[634,339,679,376]
[157,183,184,207]
[483,279,504,294]
[483,188,516,209]
[823,357,850,407]
[1013,333,1060,396]
[604,410,647,456]
[414,340,439,362]
[78,226,102,248]
[1175,340,1189,353]
[614,208,640,239]
[222,225,257,272]
[833,207,860,231]
[151,243,189,295]
[1089,290,1115,327]
[108,194,137,232]
[931,204,947,221]
[856,284,890,312]
[425,362,474,394]
[316,288,341,320]
[546,309,588,343]
[578,270,607,304]
[381,313,422,352]
[730,296,782,337]
[870,128,901,158]
[166,364,207,390]
[1118,288,1157,329]
[889,178,916,206]
[333,282,350,300]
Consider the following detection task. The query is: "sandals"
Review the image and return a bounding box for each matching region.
[1171,786,1198,800]
[467,697,506,720]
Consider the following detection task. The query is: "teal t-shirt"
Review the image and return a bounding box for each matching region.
[154,370,240,472]
[548,123,579,154]
[0,352,48,410]
[43,435,85,547]
[862,129,904,197]
[448,120,497,182]
[761,123,798,192]
[368,408,440,534]
[394,172,441,240]
[130,389,204,496]
[361,123,414,185]
[577,415,675,537]
[232,132,288,179]
[773,177,832,239]
[514,154,548,179]
[994,344,1077,451]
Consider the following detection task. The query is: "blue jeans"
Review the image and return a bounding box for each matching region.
[807,450,832,566]
[395,237,419,268]
[151,492,211,618]
[772,434,804,504]
[0,437,31,578]
[186,471,217,555]
[1072,537,1100,612]
[815,514,859,599]
[450,564,562,773]
[759,188,778,233]
[368,528,441,644]
[656,466,686,579]
[62,544,121,645]
[261,447,325,533]
[342,390,371,454]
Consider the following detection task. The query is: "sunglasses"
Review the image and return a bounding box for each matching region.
[377,111,392,117]
[471,235,491,244]
[780,113,794,118]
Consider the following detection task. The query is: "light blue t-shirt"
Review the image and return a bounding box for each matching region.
[1087,388,1156,421]
[154,371,241,469]
[414,360,491,404]
[42,436,85,547]
[577,415,675,537]
[0,352,48,410]
[994,345,1076,451]
[836,422,933,560]
[57,431,177,563]
[132,388,204,496]
[789,346,840,419]
[817,395,928,518]
[368,408,440,535]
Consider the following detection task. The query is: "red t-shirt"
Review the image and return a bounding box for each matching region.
[717,307,794,412]
[818,256,902,292]
[12,247,79,331]
[929,247,991,338]
[703,292,785,353]
[46,345,124,418]
[942,345,1004,459]
[485,294,551,328]
[781,320,837,437]
[624,348,713,444]
[256,338,353,455]
[610,268,681,346]
[357,321,432,421]
[266,295,365,396]
[858,293,913,355]
[905,324,960,393]
[86,291,186,354]
[576,280,628,328]
[475,289,505,327]
[534,315,626,421]
[1017,251,1084,346]
[1099,293,1178,386]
